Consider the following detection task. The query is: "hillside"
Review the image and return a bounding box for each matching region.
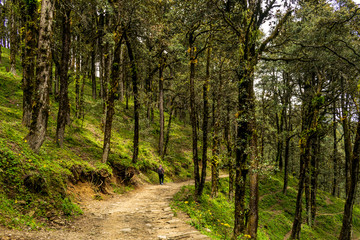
[172,175,360,239]
[0,47,194,229]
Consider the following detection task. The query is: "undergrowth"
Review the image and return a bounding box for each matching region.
[172,174,360,239]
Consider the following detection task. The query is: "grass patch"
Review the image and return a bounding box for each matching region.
[172,174,360,239]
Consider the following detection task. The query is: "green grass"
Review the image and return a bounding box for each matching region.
[172,174,360,239]
[0,47,194,229]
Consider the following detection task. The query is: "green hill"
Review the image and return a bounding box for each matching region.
[172,174,360,239]
[0,47,193,229]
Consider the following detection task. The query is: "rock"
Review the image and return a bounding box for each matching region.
[206,228,211,232]
[53,219,66,225]
[158,236,167,239]
[120,228,132,232]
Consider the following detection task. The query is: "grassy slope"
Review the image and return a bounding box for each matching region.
[0,48,193,229]
[172,174,360,239]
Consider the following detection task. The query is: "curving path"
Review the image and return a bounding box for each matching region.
[0,181,210,240]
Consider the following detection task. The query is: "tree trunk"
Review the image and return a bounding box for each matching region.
[54,61,60,99]
[310,134,319,225]
[225,98,234,200]
[211,52,220,199]
[25,0,54,152]
[339,120,360,240]
[124,32,139,164]
[341,77,352,197]
[332,101,338,197]
[198,46,211,198]
[233,67,252,238]
[21,0,38,127]
[291,73,322,239]
[118,44,124,101]
[91,46,96,100]
[188,37,200,196]
[102,35,122,163]
[283,136,291,194]
[159,55,165,158]
[164,98,176,158]
[98,13,105,103]
[10,0,17,75]
[56,7,71,148]
[290,139,310,239]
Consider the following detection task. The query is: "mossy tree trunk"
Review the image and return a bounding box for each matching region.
[26,0,54,152]
[164,95,177,158]
[290,73,323,239]
[124,31,139,164]
[188,31,200,198]
[339,118,360,240]
[91,45,96,100]
[21,0,38,127]
[9,0,17,75]
[341,76,352,197]
[199,46,211,198]
[332,100,338,196]
[159,53,165,158]
[102,33,123,163]
[56,6,71,148]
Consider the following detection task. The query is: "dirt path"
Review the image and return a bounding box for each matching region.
[0,180,210,240]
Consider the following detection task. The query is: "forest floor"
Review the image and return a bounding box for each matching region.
[0,180,210,240]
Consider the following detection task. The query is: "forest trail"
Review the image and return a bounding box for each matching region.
[0,180,210,240]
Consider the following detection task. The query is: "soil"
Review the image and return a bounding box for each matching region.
[0,180,210,240]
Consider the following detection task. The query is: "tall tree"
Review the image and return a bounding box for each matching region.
[124,31,140,164]
[55,2,71,147]
[9,0,17,75]
[102,1,122,163]
[218,1,292,238]
[21,0,38,127]
[25,0,54,152]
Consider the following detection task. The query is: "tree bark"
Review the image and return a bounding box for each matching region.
[291,73,322,239]
[102,34,122,163]
[56,6,71,148]
[91,46,96,100]
[21,0,38,127]
[198,46,211,198]
[310,134,319,225]
[332,101,338,197]
[164,96,177,158]
[159,54,165,158]
[10,0,17,75]
[341,77,352,197]
[188,35,200,197]
[124,31,139,164]
[25,0,54,152]
[233,67,252,238]
[339,120,360,240]
[224,97,234,200]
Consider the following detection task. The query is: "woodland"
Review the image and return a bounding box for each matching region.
[0,0,360,239]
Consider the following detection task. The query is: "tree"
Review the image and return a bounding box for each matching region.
[55,1,71,147]
[9,0,17,75]
[25,0,55,152]
[21,0,38,127]
[102,1,121,163]
[217,1,292,238]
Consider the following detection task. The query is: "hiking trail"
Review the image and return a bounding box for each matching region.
[0,180,210,240]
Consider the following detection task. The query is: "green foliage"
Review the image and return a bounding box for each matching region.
[172,174,360,239]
